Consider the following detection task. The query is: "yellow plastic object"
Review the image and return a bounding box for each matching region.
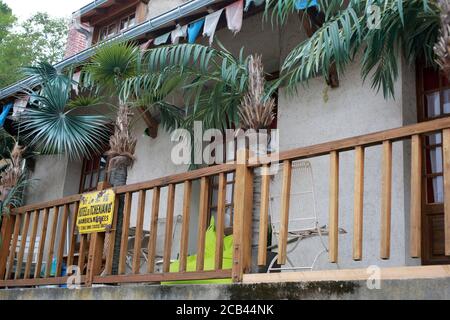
[161,217,233,285]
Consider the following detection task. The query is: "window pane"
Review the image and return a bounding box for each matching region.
[425,92,441,118]
[427,176,444,204]
[425,147,443,174]
[425,133,442,146]
[226,184,233,204]
[210,188,218,208]
[99,169,106,183]
[91,171,99,188]
[91,156,100,170]
[108,24,117,36]
[100,157,107,170]
[423,67,440,91]
[128,14,136,27]
[83,174,92,190]
[444,89,450,114]
[120,20,127,31]
[225,207,233,228]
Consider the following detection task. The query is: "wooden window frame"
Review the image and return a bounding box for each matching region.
[79,155,109,193]
[97,10,137,42]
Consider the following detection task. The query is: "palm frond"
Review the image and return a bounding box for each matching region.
[0,172,34,217]
[84,42,140,98]
[22,61,73,88]
[279,0,439,98]
[67,95,103,109]
[123,43,250,131]
[20,81,111,159]
[434,0,450,78]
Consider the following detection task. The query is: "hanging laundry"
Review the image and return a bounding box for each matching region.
[226,0,244,34]
[12,97,29,119]
[154,32,171,46]
[203,9,224,46]
[188,19,205,43]
[295,0,318,10]
[0,102,12,127]
[140,39,153,51]
[244,0,265,12]
[171,24,188,44]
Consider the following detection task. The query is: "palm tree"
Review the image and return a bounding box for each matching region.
[84,42,140,187]
[85,41,250,273]
[0,130,34,237]
[19,62,111,159]
[265,0,442,98]
[122,43,252,133]
[238,54,276,270]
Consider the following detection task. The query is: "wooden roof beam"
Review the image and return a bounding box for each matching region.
[139,106,159,139]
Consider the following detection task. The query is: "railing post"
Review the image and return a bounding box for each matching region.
[443,129,450,256]
[85,182,110,286]
[232,149,254,283]
[0,213,15,279]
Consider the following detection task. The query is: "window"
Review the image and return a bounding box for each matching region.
[98,13,136,41]
[119,13,136,32]
[79,155,108,193]
[417,65,450,204]
[99,23,118,41]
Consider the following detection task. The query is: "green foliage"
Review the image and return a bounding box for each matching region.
[120,43,253,132]
[19,65,111,160]
[269,0,441,98]
[0,0,14,42]
[0,172,33,216]
[84,42,140,97]
[0,11,68,88]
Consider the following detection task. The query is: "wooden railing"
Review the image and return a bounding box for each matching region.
[1,117,450,288]
[251,117,450,268]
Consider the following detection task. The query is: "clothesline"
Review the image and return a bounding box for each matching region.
[145,0,318,49]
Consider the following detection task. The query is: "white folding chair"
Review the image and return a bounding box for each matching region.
[267,160,342,272]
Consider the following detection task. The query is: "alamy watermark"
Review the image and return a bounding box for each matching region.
[170,121,280,174]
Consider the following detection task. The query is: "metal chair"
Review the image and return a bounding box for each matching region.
[267,160,345,272]
[126,215,183,273]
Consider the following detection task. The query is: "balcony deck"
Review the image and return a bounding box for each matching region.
[2,118,450,289]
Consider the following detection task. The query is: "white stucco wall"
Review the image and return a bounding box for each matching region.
[146,0,188,20]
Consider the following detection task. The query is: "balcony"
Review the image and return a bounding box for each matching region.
[2,118,450,288]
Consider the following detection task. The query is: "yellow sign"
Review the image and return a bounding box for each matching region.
[77,189,115,234]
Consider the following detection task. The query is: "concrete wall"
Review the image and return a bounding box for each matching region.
[2,278,450,300]
[25,155,83,205]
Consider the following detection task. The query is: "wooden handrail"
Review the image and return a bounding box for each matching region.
[114,162,236,194]
[250,117,450,167]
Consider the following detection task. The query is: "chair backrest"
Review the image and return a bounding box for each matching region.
[155,215,183,258]
[270,160,318,233]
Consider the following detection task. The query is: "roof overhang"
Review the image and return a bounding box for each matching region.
[0,0,238,101]
[78,0,146,25]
